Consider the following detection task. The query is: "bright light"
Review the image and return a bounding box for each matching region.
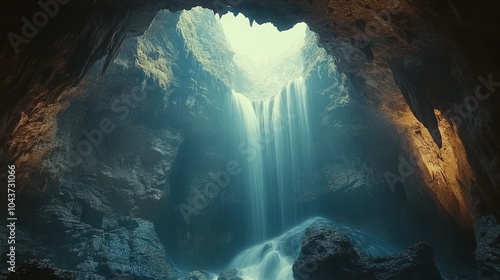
[217,12,307,98]
[218,13,307,69]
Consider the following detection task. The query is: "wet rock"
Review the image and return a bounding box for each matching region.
[292,225,443,280]
[218,268,243,280]
[292,226,368,279]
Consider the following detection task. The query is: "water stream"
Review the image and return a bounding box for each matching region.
[229,77,313,243]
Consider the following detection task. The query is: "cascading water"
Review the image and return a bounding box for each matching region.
[227,217,395,280]
[221,77,453,280]
[229,90,268,241]
[228,77,313,243]
[223,77,399,280]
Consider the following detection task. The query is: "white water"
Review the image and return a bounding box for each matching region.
[225,78,398,279]
[193,76,457,280]
[229,90,268,240]
[226,217,395,280]
[229,77,313,243]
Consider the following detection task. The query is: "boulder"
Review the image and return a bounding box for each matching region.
[292,225,442,280]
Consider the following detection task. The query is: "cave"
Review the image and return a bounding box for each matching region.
[1,1,499,280]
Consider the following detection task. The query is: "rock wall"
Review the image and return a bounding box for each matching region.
[0,8,241,279]
[303,32,476,275]
[1,0,499,278]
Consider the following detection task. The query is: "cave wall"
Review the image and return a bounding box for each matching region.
[304,38,476,274]
[1,0,499,278]
[0,8,242,278]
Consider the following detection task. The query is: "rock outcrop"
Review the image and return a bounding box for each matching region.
[292,225,443,280]
[0,8,240,279]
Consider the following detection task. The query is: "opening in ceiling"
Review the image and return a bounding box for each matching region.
[216,12,310,99]
[219,12,307,70]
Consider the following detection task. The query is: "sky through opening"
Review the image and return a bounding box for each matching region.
[218,13,307,68]
[216,12,308,98]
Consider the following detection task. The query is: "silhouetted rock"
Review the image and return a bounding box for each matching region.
[293,225,442,280]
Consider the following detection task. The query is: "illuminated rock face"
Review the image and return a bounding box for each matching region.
[0,0,499,279]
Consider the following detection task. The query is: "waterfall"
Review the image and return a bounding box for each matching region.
[227,217,395,280]
[224,78,452,280]
[228,77,313,243]
[229,90,268,241]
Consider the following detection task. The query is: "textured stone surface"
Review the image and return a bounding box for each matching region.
[292,225,443,280]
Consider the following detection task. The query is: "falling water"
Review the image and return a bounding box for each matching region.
[229,90,268,241]
[224,78,453,280]
[227,217,395,280]
[228,77,313,243]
